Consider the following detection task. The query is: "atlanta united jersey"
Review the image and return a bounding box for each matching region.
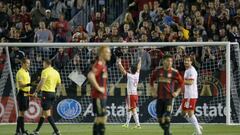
[184,66,198,98]
[127,72,139,95]
[91,60,108,99]
[150,67,184,99]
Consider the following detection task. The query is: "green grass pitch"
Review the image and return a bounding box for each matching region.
[0,123,239,135]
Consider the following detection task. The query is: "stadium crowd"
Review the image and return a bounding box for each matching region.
[0,0,239,73]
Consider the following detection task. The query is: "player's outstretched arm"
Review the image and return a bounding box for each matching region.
[136,57,142,73]
[117,58,127,75]
[87,71,104,93]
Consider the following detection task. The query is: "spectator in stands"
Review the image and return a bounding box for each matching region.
[72,25,88,42]
[54,14,69,42]
[122,12,135,29]
[71,0,85,18]
[0,2,9,28]
[49,0,67,20]
[229,26,240,42]
[94,30,105,42]
[53,48,69,70]
[34,21,53,42]
[109,26,121,42]
[20,5,31,26]
[31,0,46,28]
[10,47,25,69]
[20,22,34,42]
[44,9,55,28]
[86,16,94,37]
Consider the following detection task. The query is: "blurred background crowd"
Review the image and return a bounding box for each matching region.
[0,0,239,76]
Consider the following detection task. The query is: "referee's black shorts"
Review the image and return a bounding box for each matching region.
[41,91,56,111]
[17,91,30,111]
[156,98,173,118]
[92,98,107,117]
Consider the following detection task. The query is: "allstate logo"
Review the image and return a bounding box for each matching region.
[148,100,157,119]
[57,99,81,119]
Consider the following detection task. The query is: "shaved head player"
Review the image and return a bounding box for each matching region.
[88,46,111,135]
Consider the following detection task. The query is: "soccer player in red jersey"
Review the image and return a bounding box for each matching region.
[182,56,202,135]
[88,46,111,135]
[117,57,141,129]
[150,54,184,135]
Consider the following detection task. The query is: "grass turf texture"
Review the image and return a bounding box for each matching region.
[0,124,239,135]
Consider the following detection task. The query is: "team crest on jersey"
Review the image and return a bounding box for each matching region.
[168,73,172,78]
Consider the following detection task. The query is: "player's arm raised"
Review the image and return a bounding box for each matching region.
[117,58,127,75]
[136,57,142,73]
[87,66,104,93]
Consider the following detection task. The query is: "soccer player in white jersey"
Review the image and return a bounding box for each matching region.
[182,56,202,135]
[117,57,141,129]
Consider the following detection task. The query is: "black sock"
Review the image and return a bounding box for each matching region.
[159,123,165,130]
[98,123,105,135]
[16,117,22,132]
[36,117,45,131]
[47,116,58,133]
[17,116,24,133]
[93,123,98,135]
[163,122,170,135]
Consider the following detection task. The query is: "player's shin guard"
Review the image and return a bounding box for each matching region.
[35,117,45,131]
[98,123,105,135]
[93,123,98,135]
[47,116,59,133]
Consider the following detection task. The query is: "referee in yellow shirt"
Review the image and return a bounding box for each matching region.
[15,58,31,135]
[32,59,61,135]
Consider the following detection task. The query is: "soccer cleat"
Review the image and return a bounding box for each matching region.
[22,130,29,135]
[122,124,129,128]
[52,131,61,135]
[30,130,39,135]
[132,125,141,129]
[14,132,21,135]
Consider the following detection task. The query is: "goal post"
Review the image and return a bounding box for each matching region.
[0,42,238,125]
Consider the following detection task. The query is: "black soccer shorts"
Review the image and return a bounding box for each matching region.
[156,98,173,118]
[92,98,107,117]
[17,91,30,111]
[41,91,56,111]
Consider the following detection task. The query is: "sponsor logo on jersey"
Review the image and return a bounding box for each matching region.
[57,99,81,119]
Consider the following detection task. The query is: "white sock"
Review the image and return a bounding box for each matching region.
[184,115,191,123]
[133,111,140,126]
[126,111,132,125]
[190,115,201,134]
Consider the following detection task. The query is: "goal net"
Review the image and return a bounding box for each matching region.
[0,42,239,125]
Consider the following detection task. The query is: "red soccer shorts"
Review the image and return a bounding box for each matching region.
[182,98,197,111]
[126,95,138,109]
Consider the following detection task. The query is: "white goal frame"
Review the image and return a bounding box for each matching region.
[0,42,233,125]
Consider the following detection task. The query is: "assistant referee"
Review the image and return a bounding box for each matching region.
[15,58,31,135]
[32,59,61,135]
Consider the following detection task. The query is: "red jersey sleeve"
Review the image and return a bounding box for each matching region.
[175,71,184,88]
